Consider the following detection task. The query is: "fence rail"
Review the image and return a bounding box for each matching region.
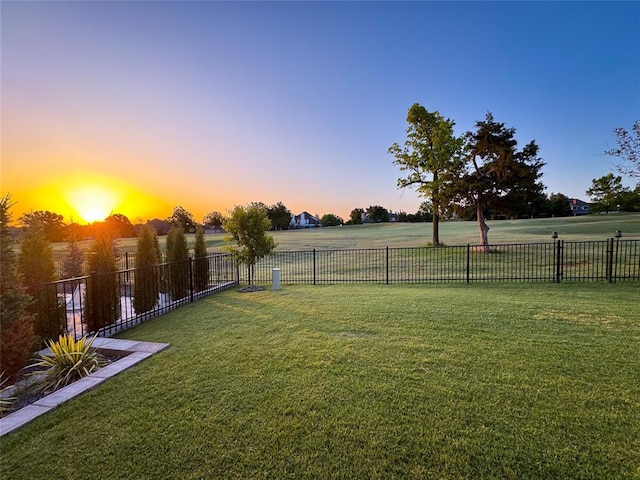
[34,239,639,343]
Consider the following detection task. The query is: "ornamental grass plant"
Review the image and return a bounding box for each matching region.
[29,334,106,393]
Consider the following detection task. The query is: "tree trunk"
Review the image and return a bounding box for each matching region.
[432,171,440,246]
[476,201,490,251]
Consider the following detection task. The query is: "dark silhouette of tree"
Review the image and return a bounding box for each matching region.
[19,210,67,242]
[167,206,197,233]
[0,194,36,382]
[103,213,135,238]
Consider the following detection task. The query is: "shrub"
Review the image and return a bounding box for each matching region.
[84,234,121,333]
[193,226,209,292]
[223,205,276,285]
[0,194,36,382]
[166,227,189,300]
[30,334,105,393]
[133,225,161,314]
[19,226,65,341]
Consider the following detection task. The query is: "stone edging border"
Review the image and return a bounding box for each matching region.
[0,338,169,437]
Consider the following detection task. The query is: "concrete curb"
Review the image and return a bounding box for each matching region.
[0,339,169,437]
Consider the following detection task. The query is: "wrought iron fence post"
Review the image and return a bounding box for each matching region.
[466,244,471,283]
[386,246,389,285]
[125,252,130,284]
[554,239,564,283]
[313,248,316,285]
[614,231,622,282]
[189,257,194,302]
[606,238,614,283]
[90,270,98,335]
[556,240,564,283]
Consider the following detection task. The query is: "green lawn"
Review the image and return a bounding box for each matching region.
[2,283,639,479]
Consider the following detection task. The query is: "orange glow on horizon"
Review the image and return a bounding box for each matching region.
[5,173,178,225]
[65,186,119,223]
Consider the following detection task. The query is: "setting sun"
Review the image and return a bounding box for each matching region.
[65,186,120,223]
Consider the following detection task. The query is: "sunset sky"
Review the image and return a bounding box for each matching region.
[2,1,638,224]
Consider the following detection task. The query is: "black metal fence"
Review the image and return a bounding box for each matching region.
[34,238,639,343]
[239,239,640,285]
[31,253,238,342]
[53,251,149,279]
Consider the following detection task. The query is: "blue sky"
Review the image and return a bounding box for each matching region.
[2,1,639,222]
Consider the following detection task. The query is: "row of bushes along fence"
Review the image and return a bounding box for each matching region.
[30,253,238,343]
[32,239,638,343]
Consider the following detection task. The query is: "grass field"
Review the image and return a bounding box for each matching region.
[2,283,638,479]
[51,213,640,255]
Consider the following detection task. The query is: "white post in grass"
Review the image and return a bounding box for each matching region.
[272,268,281,291]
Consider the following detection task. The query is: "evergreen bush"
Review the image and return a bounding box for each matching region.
[84,233,120,333]
[193,226,209,292]
[166,227,189,301]
[133,225,160,314]
[0,194,36,382]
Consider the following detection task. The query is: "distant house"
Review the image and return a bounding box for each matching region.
[569,198,590,216]
[290,211,320,228]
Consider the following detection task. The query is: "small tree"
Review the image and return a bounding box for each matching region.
[320,214,343,227]
[547,193,573,217]
[366,205,390,223]
[605,120,639,179]
[166,226,189,300]
[389,104,463,245]
[349,208,364,225]
[133,225,161,314]
[103,213,135,238]
[84,233,121,333]
[0,194,36,382]
[19,226,65,341]
[223,205,276,285]
[193,226,210,292]
[266,202,292,230]
[19,210,67,242]
[167,206,197,233]
[203,211,225,232]
[63,240,85,279]
[586,173,631,213]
